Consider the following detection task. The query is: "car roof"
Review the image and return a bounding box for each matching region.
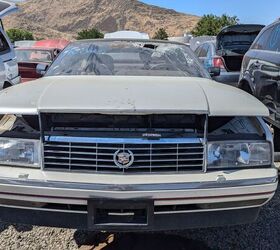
[196,40,216,48]
[199,40,216,45]
[15,47,56,51]
[0,0,18,19]
[254,19,280,39]
[264,19,280,30]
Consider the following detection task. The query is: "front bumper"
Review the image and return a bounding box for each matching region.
[0,167,277,231]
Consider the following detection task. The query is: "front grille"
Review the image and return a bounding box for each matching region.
[43,138,205,173]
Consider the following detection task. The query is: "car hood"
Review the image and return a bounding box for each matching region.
[0,76,269,117]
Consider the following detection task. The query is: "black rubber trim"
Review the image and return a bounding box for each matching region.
[0,205,260,231]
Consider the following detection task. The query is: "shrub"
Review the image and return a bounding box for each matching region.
[6,28,34,43]
[76,28,104,40]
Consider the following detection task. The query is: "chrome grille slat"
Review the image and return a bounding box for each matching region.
[43,139,204,173]
[44,144,204,151]
[133,158,203,163]
[45,151,203,157]
[124,164,204,169]
[44,162,203,168]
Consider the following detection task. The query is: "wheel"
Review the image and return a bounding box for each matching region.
[273,126,280,152]
[240,82,253,95]
[3,82,12,89]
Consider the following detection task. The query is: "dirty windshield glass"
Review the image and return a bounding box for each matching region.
[46,40,209,78]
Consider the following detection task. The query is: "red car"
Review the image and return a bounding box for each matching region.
[15,47,60,82]
[15,39,70,82]
[33,39,69,50]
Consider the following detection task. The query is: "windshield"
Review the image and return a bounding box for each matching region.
[46,40,209,78]
[16,49,53,63]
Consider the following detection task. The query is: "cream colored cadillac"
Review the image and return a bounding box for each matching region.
[0,39,277,231]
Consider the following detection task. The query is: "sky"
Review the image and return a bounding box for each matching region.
[142,0,280,25]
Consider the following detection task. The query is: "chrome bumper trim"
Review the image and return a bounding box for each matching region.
[0,176,276,192]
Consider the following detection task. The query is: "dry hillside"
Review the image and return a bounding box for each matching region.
[4,0,200,39]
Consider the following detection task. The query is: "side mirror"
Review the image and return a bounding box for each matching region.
[36,64,48,76]
[208,67,221,77]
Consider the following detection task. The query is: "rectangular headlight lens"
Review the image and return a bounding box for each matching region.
[0,138,40,168]
[208,142,271,169]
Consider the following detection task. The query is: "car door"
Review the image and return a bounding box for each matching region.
[270,23,280,123]
[250,23,280,124]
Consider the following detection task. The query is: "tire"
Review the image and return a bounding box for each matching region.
[3,82,12,89]
[273,126,280,152]
[274,152,280,162]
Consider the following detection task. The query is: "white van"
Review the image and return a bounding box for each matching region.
[0,1,20,89]
[104,31,150,40]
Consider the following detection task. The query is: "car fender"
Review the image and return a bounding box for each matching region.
[238,73,255,94]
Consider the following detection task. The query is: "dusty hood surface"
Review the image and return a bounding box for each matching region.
[0,76,269,117]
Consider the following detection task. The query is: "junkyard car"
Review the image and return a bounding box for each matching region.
[0,39,277,231]
[0,1,21,89]
[238,19,280,150]
[195,25,264,86]
[15,47,61,82]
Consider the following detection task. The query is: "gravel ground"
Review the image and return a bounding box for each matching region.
[0,187,279,250]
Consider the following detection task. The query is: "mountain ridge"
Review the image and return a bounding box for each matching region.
[4,0,200,39]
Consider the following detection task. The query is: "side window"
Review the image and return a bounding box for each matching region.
[199,44,209,57]
[0,33,10,54]
[206,44,213,57]
[194,46,201,56]
[252,27,273,50]
[252,23,280,52]
[268,23,280,52]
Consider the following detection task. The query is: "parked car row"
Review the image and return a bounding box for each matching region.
[194,24,265,86]
[0,2,69,89]
[194,20,280,152]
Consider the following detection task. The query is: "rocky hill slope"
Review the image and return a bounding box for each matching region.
[4,0,200,39]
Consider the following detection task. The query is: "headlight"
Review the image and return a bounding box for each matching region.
[208,141,271,169]
[0,138,40,168]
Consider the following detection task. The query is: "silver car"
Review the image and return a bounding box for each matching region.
[194,25,264,87]
[0,1,21,89]
[0,39,277,231]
